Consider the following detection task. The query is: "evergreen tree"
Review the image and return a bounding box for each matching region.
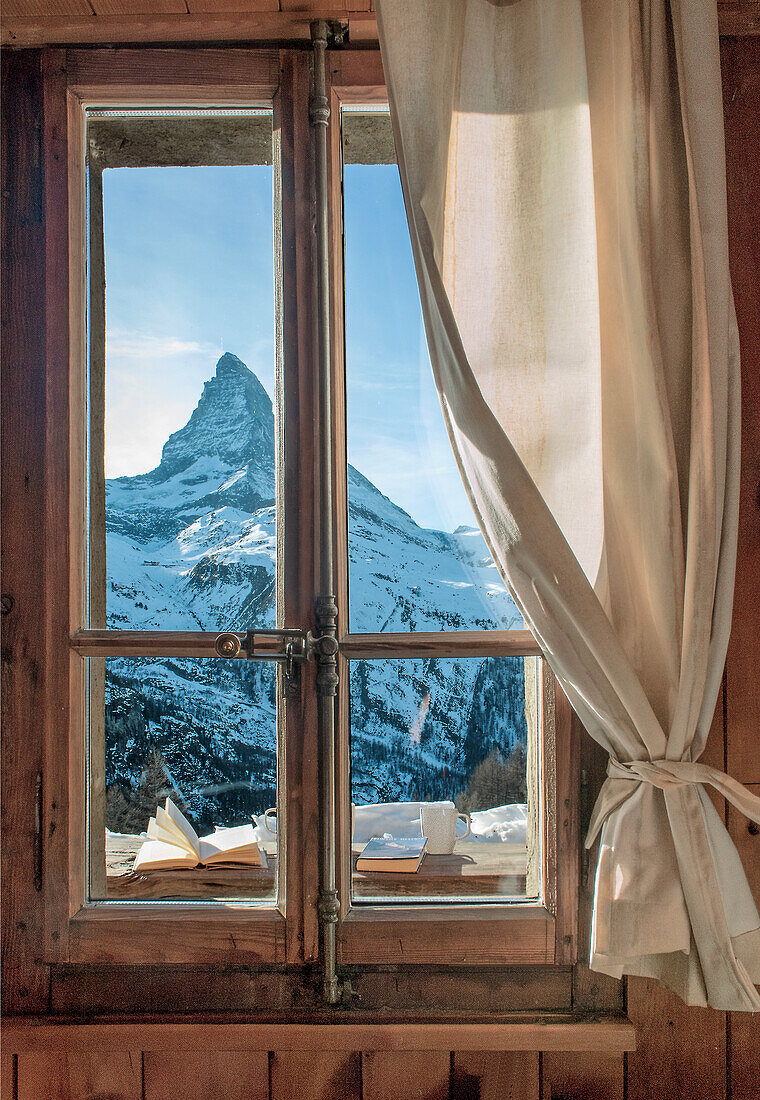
[455,744,527,814]
[105,747,193,834]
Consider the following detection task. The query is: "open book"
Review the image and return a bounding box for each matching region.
[355,836,427,873]
[134,798,268,872]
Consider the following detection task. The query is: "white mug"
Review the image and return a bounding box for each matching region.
[252,807,278,842]
[420,803,471,855]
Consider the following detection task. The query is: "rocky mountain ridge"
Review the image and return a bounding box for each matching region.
[104,353,529,829]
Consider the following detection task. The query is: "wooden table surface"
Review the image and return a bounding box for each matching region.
[104,835,528,902]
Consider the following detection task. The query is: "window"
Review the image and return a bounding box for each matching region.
[42,47,577,977]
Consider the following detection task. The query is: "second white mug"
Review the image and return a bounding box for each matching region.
[420,803,470,855]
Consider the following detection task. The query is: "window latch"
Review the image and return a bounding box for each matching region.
[214,627,338,700]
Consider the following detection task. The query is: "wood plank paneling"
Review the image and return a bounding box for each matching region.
[0,47,51,1015]
[92,0,186,13]
[626,978,726,1100]
[723,37,760,784]
[727,786,760,1100]
[452,1051,539,1100]
[722,34,760,1100]
[270,1052,360,1100]
[17,1052,142,1100]
[2,0,92,15]
[4,1020,637,1053]
[362,1051,449,1100]
[187,0,279,11]
[728,1010,760,1100]
[143,1051,268,1100]
[541,1051,623,1099]
[1,1052,16,1100]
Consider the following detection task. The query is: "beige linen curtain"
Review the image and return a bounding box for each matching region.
[376,0,760,1010]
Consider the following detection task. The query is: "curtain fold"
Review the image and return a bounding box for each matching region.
[376,0,760,1009]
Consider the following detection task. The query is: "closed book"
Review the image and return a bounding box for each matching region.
[355,836,427,873]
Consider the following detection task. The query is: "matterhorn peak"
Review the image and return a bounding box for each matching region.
[214,351,250,377]
[149,353,275,493]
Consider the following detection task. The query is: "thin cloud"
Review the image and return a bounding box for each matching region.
[106,332,219,359]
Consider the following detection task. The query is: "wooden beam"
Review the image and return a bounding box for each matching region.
[3,5,760,47]
[3,1017,636,1053]
[1,11,378,46]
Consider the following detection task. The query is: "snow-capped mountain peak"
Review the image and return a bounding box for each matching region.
[104,353,527,828]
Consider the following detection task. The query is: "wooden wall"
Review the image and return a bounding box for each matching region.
[2,26,760,1100]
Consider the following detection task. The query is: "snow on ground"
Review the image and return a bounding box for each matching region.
[349,801,527,845]
[113,803,528,849]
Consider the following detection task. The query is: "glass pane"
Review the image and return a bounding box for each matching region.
[342,109,522,633]
[349,656,540,903]
[87,110,277,633]
[88,657,278,903]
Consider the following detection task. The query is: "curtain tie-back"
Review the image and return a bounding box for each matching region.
[585,758,760,849]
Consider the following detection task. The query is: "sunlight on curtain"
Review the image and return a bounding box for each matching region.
[377,0,760,1010]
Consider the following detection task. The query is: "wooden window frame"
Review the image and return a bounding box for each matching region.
[328,52,578,968]
[38,44,578,974]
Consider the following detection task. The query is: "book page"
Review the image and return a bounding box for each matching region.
[147,815,187,847]
[155,801,198,856]
[134,839,198,871]
[198,824,262,865]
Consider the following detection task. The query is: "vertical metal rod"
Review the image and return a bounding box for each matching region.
[310,18,341,1006]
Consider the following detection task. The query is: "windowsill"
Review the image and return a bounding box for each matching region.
[3,1015,636,1053]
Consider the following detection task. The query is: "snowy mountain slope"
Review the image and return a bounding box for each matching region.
[103,353,528,829]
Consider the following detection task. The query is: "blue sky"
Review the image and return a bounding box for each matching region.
[102,155,475,532]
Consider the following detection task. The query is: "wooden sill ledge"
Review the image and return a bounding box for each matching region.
[3,1016,635,1053]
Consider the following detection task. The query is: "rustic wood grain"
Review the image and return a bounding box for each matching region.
[353,968,572,1016]
[1,1051,16,1100]
[1,12,378,46]
[187,0,279,9]
[17,1052,142,1100]
[549,677,579,965]
[362,1051,449,1100]
[2,0,92,15]
[276,47,320,964]
[718,3,760,36]
[723,36,760,784]
[144,1051,268,1100]
[727,785,760,1100]
[0,47,51,1015]
[280,0,371,11]
[270,1052,361,1100]
[66,912,283,964]
[353,842,528,900]
[722,36,760,1100]
[42,46,77,963]
[340,910,555,966]
[327,72,354,922]
[728,1009,760,1100]
[541,1051,623,1099]
[626,977,726,1100]
[66,46,280,96]
[92,0,186,13]
[340,630,541,658]
[71,629,281,656]
[2,4,756,51]
[50,964,295,1015]
[452,1051,539,1100]
[4,1019,637,1053]
[86,158,107,900]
